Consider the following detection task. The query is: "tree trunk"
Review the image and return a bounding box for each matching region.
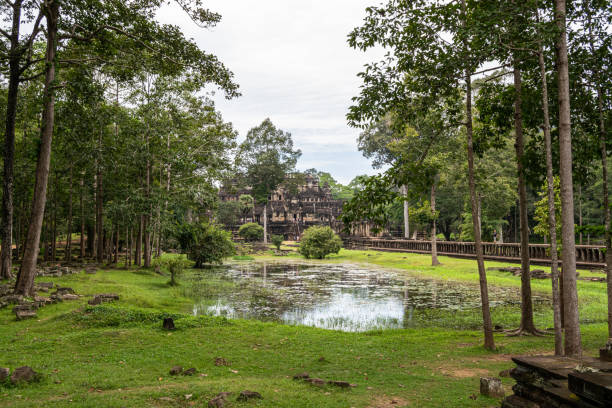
[128,226,133,267]
[144,142,151,268]
[263,204,268,244]
[513,63,537,334]
[431,183,440,266]
[124,225,129,268]
[403,185,410,239]
[537,36,563,355]
[600,89,612,339]
[65,166,73,261]
[96,169,103,263]
[51,193,57,261]
[136,216,142,266]
[86,223,94,258]
[80,175,85,259]
[578,186,583,245]
[461,24,495,349]
[14,1,60,296]
[114,226,119,264]
[555,0,581,356]
[92,174,97,259]
[0,1,23,280]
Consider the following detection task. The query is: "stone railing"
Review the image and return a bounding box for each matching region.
[343,237,606,269]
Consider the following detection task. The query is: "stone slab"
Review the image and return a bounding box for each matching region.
[568,371,612,407]
[511,356,609,380]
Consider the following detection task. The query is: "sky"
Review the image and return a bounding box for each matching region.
[156,1,386,185]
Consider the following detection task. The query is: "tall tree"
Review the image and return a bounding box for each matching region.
[236,119,301,244]
[0,0,44,279]
[555,0,582,356]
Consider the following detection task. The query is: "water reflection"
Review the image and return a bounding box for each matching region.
[188,261,545,332]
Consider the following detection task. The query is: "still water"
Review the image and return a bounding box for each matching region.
[188,261,544,332]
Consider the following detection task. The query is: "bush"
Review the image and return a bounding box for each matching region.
[153,255,191,286]
[239,222,264,242]
[299,226,342,259]
[271,234,284,250]
[175,222,235,267]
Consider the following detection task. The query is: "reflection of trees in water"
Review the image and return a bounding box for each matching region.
[191,262,549,331]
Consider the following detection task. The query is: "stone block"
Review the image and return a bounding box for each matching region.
[480,377,505,398]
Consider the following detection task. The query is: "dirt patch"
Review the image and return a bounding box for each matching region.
[440,368,491,378]
[455,342,478,348]
[368,395,410,407]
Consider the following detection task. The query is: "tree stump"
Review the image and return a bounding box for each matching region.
[163,317,175,330]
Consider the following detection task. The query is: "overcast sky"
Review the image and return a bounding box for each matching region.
[156,1,386,184]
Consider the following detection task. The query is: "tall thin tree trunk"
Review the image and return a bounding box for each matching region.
[599,90,612,339]
[537,31,563,355]
[14,1,60,295]
[15,211,20,262]
[513,63,537,334]
[96,170,103,263]
[65,166,73,262]
[403,185,410,239]
[460,3,495,348]
[125,225,129,268]
[51,191,57,261]
[555,0,581,356]
[136,216,142,266]
[578,186,583,245]
[127,226,132,267]
[263,204,268,244]
[0,0,23,280]
[114,226,119,264]
[144,138,151,267]
[80,175,85,259]
[431,182,440,266]
[92,174,97,259]
[43,218,49,263]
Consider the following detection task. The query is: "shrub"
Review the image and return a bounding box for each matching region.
[271,234,284,250]
[175,222,235,267]
[238,222,264,242]
[299,226,342,259]
[153,255,191,286]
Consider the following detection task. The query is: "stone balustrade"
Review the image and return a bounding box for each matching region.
[343,237,606,269]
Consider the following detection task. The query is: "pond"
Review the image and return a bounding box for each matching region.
[187,261,549,332]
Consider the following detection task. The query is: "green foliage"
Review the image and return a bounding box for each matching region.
[271,234,284,250]
[175,223,235,267]
[71,305,231,329]
[299,226,343,259]
[153,255,192,286]
[216,200,242,227]
[304,169,360,200]
[239,223,264,242]
[236,119,302,205]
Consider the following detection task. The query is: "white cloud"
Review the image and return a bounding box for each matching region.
[157,1,386,184]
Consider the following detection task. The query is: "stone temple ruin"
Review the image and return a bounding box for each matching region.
[219,174,344,240]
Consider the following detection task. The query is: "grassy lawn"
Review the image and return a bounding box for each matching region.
[0,249,607,407]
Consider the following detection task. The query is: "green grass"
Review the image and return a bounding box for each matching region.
[0,250,608,407]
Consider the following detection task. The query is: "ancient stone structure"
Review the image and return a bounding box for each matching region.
[502,355,612,407]
[219,174,344,240]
